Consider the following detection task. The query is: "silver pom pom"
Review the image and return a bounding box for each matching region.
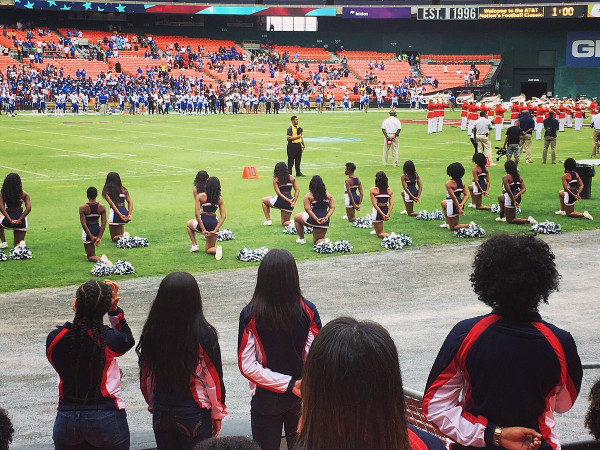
[91,261,114,277]
[0,249,8,262]
[113,260,135,275]
[283,225,313,235]
[117,235,149,248]
[416,209,445,221]
[352,214,373,228]
[313,240,334,254]
[217,229,235,241]
[237,246,270,262]
[9,242,32,260]
[381,233,412,250]
[531,221,561,235]
[91,259,135,276]
[454,224,487,238]
[333,240,353,253]
[490,204,501,214]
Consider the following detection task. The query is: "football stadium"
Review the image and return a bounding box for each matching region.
[1,1,600,449]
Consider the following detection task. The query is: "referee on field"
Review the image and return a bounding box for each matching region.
[286,115,305,176]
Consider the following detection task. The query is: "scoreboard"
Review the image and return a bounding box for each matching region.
[417,5,587,20]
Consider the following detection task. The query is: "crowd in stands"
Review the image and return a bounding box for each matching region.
[1,238,599,449]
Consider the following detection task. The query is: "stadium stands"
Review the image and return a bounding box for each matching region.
[273,45,330,61]
[32,58,111,78]
[150,35,242,55]
[202,59,288,84]
[420,63,492,89]
[347,60,412,84]
[421,54,500,64]
[338,50,396,61]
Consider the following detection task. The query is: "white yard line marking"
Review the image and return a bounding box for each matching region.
[0,164,49,177]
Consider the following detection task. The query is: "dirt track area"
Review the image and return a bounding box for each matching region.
[1,231,599,449]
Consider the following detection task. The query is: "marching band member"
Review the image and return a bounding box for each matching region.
[494,103,507,141]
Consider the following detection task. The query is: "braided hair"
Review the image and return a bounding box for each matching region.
[70,280,112,399]
[1,173,23,209]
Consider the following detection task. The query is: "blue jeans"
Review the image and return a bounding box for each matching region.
[53,409,130,449]
[251,389,301,450]
[153,405,212,450]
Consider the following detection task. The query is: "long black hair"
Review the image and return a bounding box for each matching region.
[70,280,112,398]
[299,317,410,450]
[247,249,302,332]
[403,160,417,181]
[504,160,521,184]
[447,162,465,183]
[309,175,327,203]
[136,272,219,395]
[274,162,290,184]
[194,170,209,194]
[375,171,388,192]
[205,176,221,205]
[1,173,23,209]
[472,153,487,173]
[102,172,124,204]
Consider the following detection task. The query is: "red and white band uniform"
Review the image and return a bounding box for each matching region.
[566,104,573,128]
[427,101,437,134]
[510,103,520,126]
[535,106,545,140]
[460,102,468,130]
[467,103,479,135]
[494,105,506,141]
[574,105,583,131]
[437,102,447,132]
[558,105,566,132]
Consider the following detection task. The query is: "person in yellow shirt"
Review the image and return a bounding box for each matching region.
[286,116,305,177]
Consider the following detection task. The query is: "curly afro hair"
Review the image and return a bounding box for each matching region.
[470,234,559,316]
[0,408,14,450]
[585,378,600,441]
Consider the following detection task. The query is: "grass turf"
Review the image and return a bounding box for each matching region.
[0,110,598,293]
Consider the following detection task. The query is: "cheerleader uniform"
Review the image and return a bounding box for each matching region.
[82,202,101,244]
[445,180,464,218]
[371,188,390,222]
[0,195,27,231]
[504,176,522,208]
[269,182,294,213]
[195,201,218,232]
[564,171,579,206]
[344,176,360,208]
[108,189,129,225]
[472,167,488,195]
[403,178,419,202]
[302,197,330,228]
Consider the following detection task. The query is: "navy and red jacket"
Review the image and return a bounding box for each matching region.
[423,312,582,449]
[46,307,135,410]
[237,297,321,396]
[140,332,227,420]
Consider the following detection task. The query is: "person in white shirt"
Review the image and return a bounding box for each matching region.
[381,110,402,166]
[591,112,600,158]
[472,111,494,165]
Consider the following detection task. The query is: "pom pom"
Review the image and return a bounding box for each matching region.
[454,224,487,238]
[352,214,373,228]
[0,249,7,262]
[531,221,561,235]
[9,242,32,260]
[516,206,522,214]
[283,225,313,235]
[381,233,412,250]
[313,240,334,254]
[490,204,500,214]
[333,240,353,253]
[113,260,135,275]
[237,246,269,262]
[217,229,235,241]
[116,235,149,248]
[91,261,113,277]
[416,209,445,221]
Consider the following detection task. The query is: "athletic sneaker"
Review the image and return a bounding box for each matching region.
[323,238,331,243]
[469,221,477,227]
[100,254,113,266]
[400,210,408,215]
[190,245,199,252]
[0,242,7,249]
[262,220,272,226]
[555,210,566,215]
[495,217,506,222]
[467,203,476,208]
[123,231,130,238]
[440,223,449,228]
[341,215,348,220]
[215,245,223,260]
[370,229,376,235]
[527,216,538,225]
[390,232,397,237]
[583,211,594,220]
[296,237,306,244]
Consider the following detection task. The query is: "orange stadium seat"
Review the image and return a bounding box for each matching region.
[31,59,111,78]
[347,60,412,84]
[339,50,396,61]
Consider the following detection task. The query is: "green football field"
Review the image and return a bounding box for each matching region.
[0,110,598,293]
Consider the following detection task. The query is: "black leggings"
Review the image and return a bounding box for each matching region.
[251,389,300,450]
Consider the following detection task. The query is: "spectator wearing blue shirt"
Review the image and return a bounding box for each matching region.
[518,110,536,164]
[98,92,108,115]
[543,111,560,164]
